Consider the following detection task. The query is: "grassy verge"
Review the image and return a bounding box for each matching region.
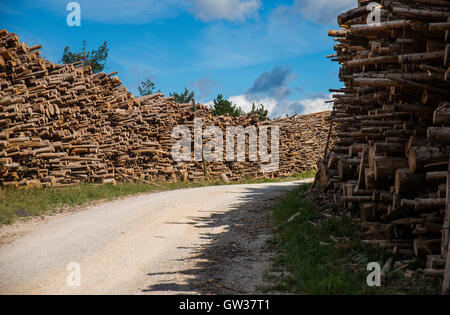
[0,171,315,227]
[265,184,440,295]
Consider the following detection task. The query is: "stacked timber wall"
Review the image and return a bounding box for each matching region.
[323,0,450,291]
[0,30,331,187]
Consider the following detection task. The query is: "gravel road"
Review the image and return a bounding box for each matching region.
[0,180,311,295]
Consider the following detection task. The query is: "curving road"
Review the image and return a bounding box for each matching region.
[0,180,311,295]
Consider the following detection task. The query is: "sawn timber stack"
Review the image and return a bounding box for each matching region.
[323,0,450,291]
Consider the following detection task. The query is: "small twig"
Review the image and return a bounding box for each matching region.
[275,212,302,230]
[309,117,334,192]
[115,168,161,187]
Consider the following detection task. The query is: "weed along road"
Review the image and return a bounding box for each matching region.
[0,180,312,295]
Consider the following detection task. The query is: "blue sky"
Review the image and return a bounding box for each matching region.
[1,0,354,117]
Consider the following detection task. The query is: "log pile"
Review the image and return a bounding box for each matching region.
[106,94,332,182]
[323,0,450,290]
[0,29,331,187]
[0,30,139,187]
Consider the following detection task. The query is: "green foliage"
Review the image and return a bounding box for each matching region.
[61,41,108,74]
[209,95,271,120]
[247,103,270,121]
[210,94,245,117]
[170,88,195,104]
[138,79,156,96]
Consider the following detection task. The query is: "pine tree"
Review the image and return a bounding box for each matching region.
[170,88,195,104]
[61,41,108,74]
[210,94,245,117]
[138,79,156,96]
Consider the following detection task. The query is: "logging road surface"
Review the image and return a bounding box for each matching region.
[0,179,312,295]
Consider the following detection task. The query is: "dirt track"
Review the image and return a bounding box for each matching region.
[0,180,312,295]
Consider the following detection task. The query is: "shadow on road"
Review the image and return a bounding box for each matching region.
[141,182,305,294]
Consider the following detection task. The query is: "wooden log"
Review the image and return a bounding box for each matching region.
[365,168,375,190]
[415,198,446,211]
[373,157,408,181]
[424,268,445,277]
[427,171,448,182]
[429,22,450,32]
[398,50,446,64]
[345,55,398,69]
[349,20,412,34]
[443,163,450,294]
[428,127,450,143]
[408,146,448,173]
[434,104,450,126]
[374,142,405,155]
[392,7,450,20]
[414,238,442,256]
[395,168,426,196]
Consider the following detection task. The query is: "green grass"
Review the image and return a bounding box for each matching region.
[0,171,316,227]
[266,184,440,295]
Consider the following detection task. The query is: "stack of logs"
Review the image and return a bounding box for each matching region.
[129,95,332,182]
[0,29,332,187]
[0,30,138,187]
[323,0,450,291]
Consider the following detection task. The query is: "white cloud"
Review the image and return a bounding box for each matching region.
[297,94,333,114]
[229,94,278,113]
[188,0,261,22]
[217,66,332,118]
[204,93,332,118]
[268,94,332,117]
[194,3,332,70]
[203,100,215,108]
